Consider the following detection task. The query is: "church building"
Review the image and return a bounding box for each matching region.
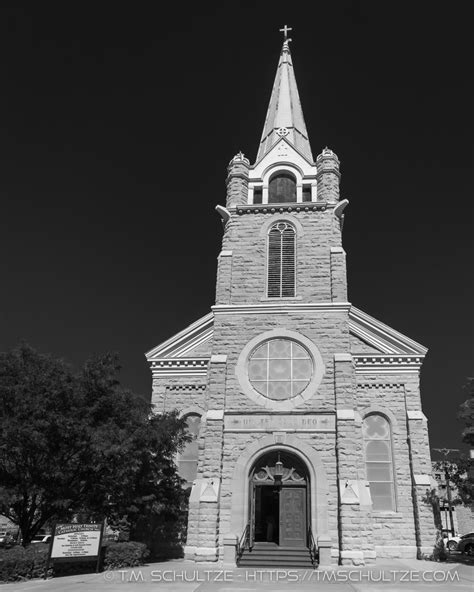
[146,34,436,567]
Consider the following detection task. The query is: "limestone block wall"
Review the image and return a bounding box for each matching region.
[211,310,350,414]
[151,377,207,413]
[216,210,345,304]
[226,154,249,208]
[316,148,340,203]
[217,431,339,562]
[334,354,375,565]
[186,356,228,561]
[356,376,436,558]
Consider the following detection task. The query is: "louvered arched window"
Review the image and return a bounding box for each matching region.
[267,222,296,298]
[362,414,396,511]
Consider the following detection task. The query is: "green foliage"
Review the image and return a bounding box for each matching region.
[447,456,474,506]
[131,487,190,559]
[459,377,474,447]
[0,541,150,581]
[104,412,192,557]
[103,541,149,569]
[432,531,448,562]
[0,544,52,582]
[0,343,190,548]
[449,377,474,505]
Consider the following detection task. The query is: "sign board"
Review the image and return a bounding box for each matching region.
[224,413,335,432]
[50,523,103,559]
[45,522,104,576]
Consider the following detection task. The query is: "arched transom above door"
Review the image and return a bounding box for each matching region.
[251,450,308,484]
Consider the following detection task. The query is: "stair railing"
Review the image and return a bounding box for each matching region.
[308,526,319,566]
[236,523,250,561]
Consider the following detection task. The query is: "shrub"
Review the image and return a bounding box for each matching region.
[432,531,448,562]
[0,541,149,581]
[0,544,51,582]
[104,542,149,570]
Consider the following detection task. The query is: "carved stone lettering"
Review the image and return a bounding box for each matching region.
[224,413,335,432]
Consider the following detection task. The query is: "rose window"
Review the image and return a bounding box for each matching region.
[248,338,313,400]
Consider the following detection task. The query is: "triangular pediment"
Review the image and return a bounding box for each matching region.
[349,306,427,356]
[146,305,426,362]
[251,137,315,180]
[145,312,214,360]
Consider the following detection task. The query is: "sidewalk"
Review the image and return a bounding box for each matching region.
[5,558,473,592]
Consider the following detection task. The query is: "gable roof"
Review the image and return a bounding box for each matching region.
[145,312,213,360]
[145,304,427,364]
[348,306,427,356]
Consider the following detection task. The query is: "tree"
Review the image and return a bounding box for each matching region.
[458,377,474,447]
[446,378,474,506]
[0,343,189,546]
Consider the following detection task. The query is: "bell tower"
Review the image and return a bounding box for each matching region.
[218,36,348,307]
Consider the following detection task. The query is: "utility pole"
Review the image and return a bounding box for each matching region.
[433,448,459,537]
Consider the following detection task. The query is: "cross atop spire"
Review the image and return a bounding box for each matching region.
[256,33,313,163]
[279,25,292,41]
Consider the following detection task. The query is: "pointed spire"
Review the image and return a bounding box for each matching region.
[257,35,313,163]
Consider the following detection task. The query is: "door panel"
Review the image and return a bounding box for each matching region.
[249,484,256,547]
[279,487,306,547]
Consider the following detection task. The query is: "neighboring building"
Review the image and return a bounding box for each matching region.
[146,36,436,566]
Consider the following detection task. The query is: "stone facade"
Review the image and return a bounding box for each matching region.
[146,39,436,566]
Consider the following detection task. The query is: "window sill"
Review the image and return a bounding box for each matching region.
[260,296,303,302]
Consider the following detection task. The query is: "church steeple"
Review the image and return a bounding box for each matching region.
[257,33,313,163]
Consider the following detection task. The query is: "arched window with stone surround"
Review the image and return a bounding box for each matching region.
[362,414,396,511]
[267,221,296,298]
[268,172,297,203]
[178,413,201,489]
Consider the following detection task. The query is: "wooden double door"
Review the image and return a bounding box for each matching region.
[252,484,307,547]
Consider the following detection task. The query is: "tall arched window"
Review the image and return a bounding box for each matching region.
[268,172,297,203]
[267,222,296,298]
[178,413,201,489]
[362,414,396,511]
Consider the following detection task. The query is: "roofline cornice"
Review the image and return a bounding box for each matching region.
[212,302,351,316]
[354,354,424,374]
[234,203,333,216]
[150,357,210,376]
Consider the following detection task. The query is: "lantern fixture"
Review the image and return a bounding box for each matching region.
[274,453,284,487]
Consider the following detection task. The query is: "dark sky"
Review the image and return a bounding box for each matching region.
[1,3,472,452]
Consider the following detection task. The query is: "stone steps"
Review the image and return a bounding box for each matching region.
[238,544,316,568]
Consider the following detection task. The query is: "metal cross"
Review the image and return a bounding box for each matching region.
[279,25,293,41]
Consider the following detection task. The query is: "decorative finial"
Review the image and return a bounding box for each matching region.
[228,151,249,167]
[279,25,293,41]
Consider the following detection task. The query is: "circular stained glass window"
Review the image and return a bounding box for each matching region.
[248,338,313,400]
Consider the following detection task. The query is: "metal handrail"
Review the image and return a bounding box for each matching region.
[236,523,250,560]
[308,526,318,566]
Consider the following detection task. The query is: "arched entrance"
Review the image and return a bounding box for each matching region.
[249,450,309,548]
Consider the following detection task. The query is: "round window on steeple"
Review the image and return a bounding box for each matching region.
[268,172,297,203]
